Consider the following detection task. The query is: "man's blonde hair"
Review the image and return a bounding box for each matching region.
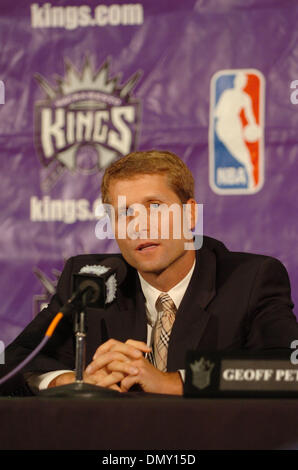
[101,149,195,204]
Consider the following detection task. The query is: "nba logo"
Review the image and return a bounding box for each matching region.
[209,69,265,194]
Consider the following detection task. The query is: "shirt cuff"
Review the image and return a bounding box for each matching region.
[178,369,185,382]
[24,370,73,392]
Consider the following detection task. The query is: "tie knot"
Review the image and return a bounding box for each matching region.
[156,293,177,315]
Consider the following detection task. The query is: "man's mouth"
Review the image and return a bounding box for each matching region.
[136,242,160,252]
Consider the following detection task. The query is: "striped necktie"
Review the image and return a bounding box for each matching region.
[153,293,177,372]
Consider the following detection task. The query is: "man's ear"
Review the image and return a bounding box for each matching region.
[184,198,198,231]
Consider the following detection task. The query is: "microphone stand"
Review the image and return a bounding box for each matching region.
[39,305,123,399]
[74,310,87,383]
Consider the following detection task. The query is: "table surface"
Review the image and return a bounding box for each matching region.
[1,392,298,450]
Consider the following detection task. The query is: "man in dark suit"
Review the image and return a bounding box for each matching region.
[1,150,298,396]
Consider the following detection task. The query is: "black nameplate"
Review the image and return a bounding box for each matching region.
[184,351,298,397]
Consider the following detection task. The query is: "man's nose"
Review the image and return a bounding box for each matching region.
[127,207,149,239]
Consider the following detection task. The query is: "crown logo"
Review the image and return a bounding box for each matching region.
[190,357,215,390]
[34,56,142,191]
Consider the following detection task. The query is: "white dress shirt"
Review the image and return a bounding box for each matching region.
[27,257,196,391]
[138,259,196,381]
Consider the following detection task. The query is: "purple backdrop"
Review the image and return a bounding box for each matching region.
[1,0,298,347]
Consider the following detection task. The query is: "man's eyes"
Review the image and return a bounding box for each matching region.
[118,203,161,217]
[150,202,161,209]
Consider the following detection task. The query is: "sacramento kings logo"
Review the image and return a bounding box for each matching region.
[34,57,142,191]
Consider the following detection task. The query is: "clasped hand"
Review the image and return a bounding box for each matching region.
[85,338,151,392]
[50,338,183,395]
[84,339,182,395]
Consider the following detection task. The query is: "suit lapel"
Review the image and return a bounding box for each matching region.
[167,244,217,371]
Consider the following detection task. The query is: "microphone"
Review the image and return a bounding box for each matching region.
[0,257,127,392]
[62,257,127,315]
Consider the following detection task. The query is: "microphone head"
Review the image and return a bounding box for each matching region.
[79,257,127,285]
[75,256,127,306]
[78,279,101,304]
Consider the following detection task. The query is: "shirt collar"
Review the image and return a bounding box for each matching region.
[137,258,196,326]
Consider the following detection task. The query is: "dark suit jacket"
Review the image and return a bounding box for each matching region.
[1,236,298,395]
